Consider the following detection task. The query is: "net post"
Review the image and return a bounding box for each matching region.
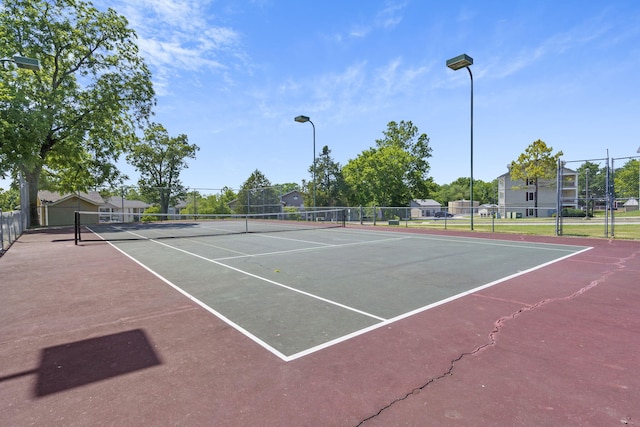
[74,211,79,245]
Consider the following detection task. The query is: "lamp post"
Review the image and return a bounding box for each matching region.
[446,53,474,230]
[1,55,40,70]
[294,115,316,214]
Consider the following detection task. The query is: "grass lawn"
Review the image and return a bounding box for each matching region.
[377,211,640,240]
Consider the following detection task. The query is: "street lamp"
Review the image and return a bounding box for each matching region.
[294,115,316,214]
[446,53,474,230]
[1,55,40,71]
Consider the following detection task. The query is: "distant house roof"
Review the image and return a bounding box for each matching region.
[38,190,104,206]
[104,196,151,209]
[410,199,441,207]
[624,198,638,207]
[174,200,188,209]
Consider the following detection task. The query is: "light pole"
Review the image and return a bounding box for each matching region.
[446,53,474,230]
[294,115,316,214]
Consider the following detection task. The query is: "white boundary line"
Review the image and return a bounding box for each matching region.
[149,238,386,321]
[88,225,593,362]
[284,245,593,361]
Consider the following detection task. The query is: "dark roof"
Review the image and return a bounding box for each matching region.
[38,190,104,206]
[104,196,151,209]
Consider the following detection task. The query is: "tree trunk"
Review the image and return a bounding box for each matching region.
[26,168,41,227]
[159,189,169,214]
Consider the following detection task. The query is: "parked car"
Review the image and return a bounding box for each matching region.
[434,211,453,218]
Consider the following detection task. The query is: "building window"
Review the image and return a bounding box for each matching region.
[525,191,535,201]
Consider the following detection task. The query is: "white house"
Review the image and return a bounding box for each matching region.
[410,199,441,217]
[100,196,151,222]
[498,166,578,218]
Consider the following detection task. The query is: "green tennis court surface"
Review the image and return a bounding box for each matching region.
[91,226,590,361]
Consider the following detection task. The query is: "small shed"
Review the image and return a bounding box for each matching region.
[410,199,441,218]
[623,198,639,212]
[37,191,104,226]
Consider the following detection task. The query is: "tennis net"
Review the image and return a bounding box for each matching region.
[74,209,346,244]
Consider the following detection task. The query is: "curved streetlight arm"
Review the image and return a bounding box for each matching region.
[294,115,316,212]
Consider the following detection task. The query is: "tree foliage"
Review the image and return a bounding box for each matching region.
[181,187,236,215]
[433,178,497,206]
[576,161,606,210]
[342,120,433,206]
[235,169,279,214]
[510,139,562,216]
[0,186,20,210]
[0,0,155,225]
[126,123,198,213]
[310,145,346,207]
[614,159,640,199]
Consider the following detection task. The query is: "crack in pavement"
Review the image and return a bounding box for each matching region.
[355,249,637,426]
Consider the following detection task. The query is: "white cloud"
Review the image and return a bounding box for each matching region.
[96,0,248,95]
[331,1,407,43]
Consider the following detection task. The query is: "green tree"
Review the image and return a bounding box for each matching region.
[0,187,20,210]
[475,179,498,205]
[276,183,300,195]
[236,170,278,214]
[576,161,606,212]
[614,159,640,200]
[510,139,563,217]
[433,178,469,206]
[0,0,155,226]
[432,178,497,207]
[342,120,433,206]
[182,187,236,215]
[126,123,198,213]
[310,145,346,207]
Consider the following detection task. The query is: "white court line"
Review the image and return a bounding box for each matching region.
[334,227,587,253]
[179,238,249,256]
[213,235,412,261]
[284,245,593,361]
[89,225,593,361]
[149,238,386,322]
[97,239,292,361]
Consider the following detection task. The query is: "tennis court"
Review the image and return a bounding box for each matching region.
[2,225,639,425]
[81,216,591,361]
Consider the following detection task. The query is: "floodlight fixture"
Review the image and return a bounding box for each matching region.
[446,54,473,71]
[13,55,40,71]
[2,56,40,71]
[1,55,40,71]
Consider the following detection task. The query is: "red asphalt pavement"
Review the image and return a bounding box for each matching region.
[1,227,639,426]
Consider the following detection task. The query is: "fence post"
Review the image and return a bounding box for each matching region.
[0,209,4,251]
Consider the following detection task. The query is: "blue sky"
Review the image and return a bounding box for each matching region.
[3,0,640,194]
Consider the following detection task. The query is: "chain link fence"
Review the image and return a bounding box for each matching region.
[1,209,27,255]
